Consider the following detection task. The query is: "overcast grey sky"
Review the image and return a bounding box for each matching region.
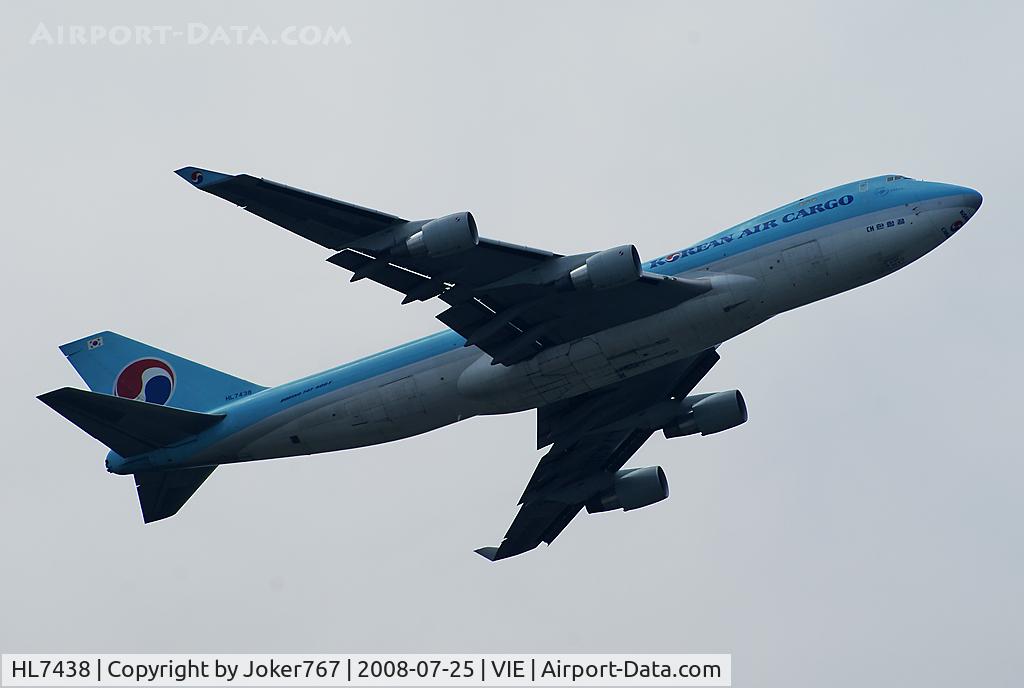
[2,1,1022,686]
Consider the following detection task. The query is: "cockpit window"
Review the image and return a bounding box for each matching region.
[886,175,908,182]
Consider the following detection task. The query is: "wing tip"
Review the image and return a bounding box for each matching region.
[474,546,501,561]
[174,166,234,189]
[37,388,69,407]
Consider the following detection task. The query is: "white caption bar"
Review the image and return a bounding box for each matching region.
[2,654,730,687]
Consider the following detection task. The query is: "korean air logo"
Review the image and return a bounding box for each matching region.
[190,170,204,184]
[113,358,176,405]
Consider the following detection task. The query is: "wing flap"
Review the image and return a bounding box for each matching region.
[327,249,433,296]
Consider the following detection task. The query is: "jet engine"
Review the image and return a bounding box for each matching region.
[405,212,479,257]
[663,390,747,438]
[569,244,642,290]
[585,466,669,513]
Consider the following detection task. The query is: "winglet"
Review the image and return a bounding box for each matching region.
[174,166,235,190]
[474,546,501,561]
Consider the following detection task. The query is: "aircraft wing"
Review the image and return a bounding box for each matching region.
[476,348,720,561]
[174,167,407,247]
[177,166,712,365]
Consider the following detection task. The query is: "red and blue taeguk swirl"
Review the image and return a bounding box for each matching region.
[114,358,176,405]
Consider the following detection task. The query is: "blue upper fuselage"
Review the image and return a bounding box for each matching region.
[646,174,978,276]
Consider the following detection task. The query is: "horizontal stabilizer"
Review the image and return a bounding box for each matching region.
[135,467,216,523]
[38,387,225,458]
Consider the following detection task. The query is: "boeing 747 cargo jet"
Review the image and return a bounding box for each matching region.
[39,169,982,560]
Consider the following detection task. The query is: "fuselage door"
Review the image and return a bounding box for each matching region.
[781,239,829,288]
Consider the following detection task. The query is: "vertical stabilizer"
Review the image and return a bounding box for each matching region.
[58,331,264,412]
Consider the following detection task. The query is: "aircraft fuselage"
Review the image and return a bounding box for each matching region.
[105,174,981,474]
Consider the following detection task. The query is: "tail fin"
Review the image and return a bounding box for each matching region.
[59,331,264,412]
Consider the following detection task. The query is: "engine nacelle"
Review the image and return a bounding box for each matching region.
[585,466,669,514]
[405,212,479,257]
[663,390,747,438]
[569,244,642,290]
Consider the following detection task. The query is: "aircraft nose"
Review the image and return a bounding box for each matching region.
[962,188,983,211]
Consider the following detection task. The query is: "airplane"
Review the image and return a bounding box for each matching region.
[39,168,983,560]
